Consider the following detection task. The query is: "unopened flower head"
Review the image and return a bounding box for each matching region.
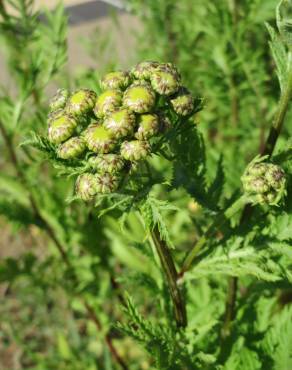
[120,140,151,161]
[135,113,160,140]
[104,108,136,139]
[88,154,125,174]
[45,61,197,201]
[151,64,181,96]
[170,87,194,116]
[131,61,160,80]
[101,71,131,90]
[241,159,286,206]
[67,89,97,118]
[158,62,181,80]
[94,89,123,118]
[123,82,156,113]
[57,137,86,160]
[75,173,97,201]
[48,113,77,144]
[84,124,116,153]
[49,88,69,112]
[95,173,119,193]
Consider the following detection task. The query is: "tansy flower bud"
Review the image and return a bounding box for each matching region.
[49,88,69,112]
[75,173,97,201]
[104,108,136,139]
[95,173,119,193]
[48,113,77,144]
[131,61,160,80]
[243,177,269,194]
[135,113,160,140]
[101,71,131,90]
[170,87,194,116]
[57,137,86,160]
[241,160,286,206]
[158,62,181,80]
[120,140,150,161]
[47,108,64,125]
[67,89,97,118]
[123,82,156,113]
[150,67,180,96]
[88,154,125,174]
[84,124,116,153]
[94,89,122,118]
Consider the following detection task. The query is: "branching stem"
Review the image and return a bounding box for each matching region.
[151,226,187,328]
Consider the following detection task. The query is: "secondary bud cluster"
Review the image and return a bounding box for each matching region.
[241,160,286,206]
[46,61,196,201]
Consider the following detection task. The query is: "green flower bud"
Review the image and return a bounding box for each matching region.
[131,61,160,80]
[75,173,97,201]
[241,160,286,206]
[95,173,119,194]
[170,87,194,116]
[84,124,116,153]
[67,89,97,118]
[159,62,181,80]
[57,137,86,159]
[47,108,64,125]
[88,154,125,174]
[101,71,131,90]
[150,66,180,96]
[120,140,150,161]
[49,88,69,112]
[103,108,136,139]
[246,163,267,177]
[243,176,269,194]
[94,89,122,118]
[48,113,77,144]
[135,113,160,140]
[264,164,286,190]
[123,82,156,113]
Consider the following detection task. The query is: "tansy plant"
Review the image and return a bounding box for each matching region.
[2,0,292,369]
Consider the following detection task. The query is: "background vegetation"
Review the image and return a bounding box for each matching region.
[0,0,291,369]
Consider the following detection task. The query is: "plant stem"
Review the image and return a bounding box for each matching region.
[221,276,238,339]
[179,195,247,277]
[84,301,129,370]
[151,226,187,328]
[222,51,292,341]
[262,52,292,157]
[0,119,129,370]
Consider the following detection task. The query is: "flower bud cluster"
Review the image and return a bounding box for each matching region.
[241,160,286,206]
[46,61,196,201]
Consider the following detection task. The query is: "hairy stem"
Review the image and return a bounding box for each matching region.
[179,195,248,277]
[151,227,187,328]
[0,119,128,370]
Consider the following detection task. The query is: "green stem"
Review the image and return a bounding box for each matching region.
[180,55,292,277]
[151,226,187,328]
[221,51,292,344]
[221,276,238,339]
[179,195,248,277]
[262,52,292,156]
